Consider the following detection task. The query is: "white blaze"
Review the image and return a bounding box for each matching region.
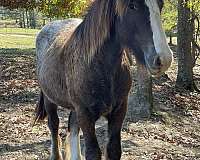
[145,0,173,71]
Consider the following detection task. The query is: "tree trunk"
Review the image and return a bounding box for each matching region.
[29,10,36,29]
[176,0,195,91]
[43,19,46,26]
[127,62,153,122]
[29,10,32,28]
[26,9,29,28]
[22,10,26,28]
[19,11,23,28]
[169,32,173,45]
[191,11,196,68]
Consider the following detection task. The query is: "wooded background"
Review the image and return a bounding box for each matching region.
[0,1,200,159]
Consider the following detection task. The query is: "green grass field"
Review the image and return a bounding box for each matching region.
[0,27,179,49]
[0,27,39,48]
[0,27,39,36]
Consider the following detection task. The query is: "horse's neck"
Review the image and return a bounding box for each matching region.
[65,30,123,76]
[96,35,123,73]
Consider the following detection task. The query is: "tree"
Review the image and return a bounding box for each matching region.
[0,0,91,28]
[162,0,177,45]
[127,62,153,122]
[0,0,90,19]
[36,0,90,18]
[0,0,37,10]
[176,0,198,91]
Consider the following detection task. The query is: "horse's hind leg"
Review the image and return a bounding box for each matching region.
[105,98,128,160]
[44,96,62,160]
[64,111,82,160]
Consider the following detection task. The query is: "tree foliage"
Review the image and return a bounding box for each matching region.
[0,0,90,18]
[37,0,89,18]
[162,0,177,33]
[187,0,200,13]
[162,0,200,33]
[0,0,37,10]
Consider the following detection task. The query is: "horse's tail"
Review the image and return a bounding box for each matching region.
[33,91,47,125]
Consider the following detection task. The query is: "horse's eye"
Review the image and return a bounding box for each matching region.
[129,1,139,10]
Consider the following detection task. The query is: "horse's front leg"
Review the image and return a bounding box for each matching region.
[105,98,128,160]
[44,97,63,160]
[77,108,101,160]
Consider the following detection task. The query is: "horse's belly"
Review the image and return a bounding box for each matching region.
[44,88,72,108]
[41,79,72,108]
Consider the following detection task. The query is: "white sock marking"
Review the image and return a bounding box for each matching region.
[70,132,82,160]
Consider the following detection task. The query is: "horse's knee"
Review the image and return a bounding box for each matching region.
[44,98,59,132]
[106,133,122,160]
[105,102,126,160]
[49,152,63,160]
[106,141,121,160]
[76,109,101,160]
[85,147,101,160]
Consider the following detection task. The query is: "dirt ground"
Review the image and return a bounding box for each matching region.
[0,48,200,160]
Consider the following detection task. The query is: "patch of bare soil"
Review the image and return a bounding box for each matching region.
[0,48,200,160]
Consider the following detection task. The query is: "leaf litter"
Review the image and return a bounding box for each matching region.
[0,48,200,160]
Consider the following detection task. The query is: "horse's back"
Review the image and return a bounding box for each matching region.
[36,18,82,72]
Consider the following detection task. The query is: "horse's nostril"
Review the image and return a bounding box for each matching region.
[154,56,162,67]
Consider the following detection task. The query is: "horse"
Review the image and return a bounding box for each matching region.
[35,0,173,160]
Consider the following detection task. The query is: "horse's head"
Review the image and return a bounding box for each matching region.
[116,0,172,76]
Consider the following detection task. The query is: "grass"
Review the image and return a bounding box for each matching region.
[0,28,39,49]
[0,20,16,25]
[0,27,39,36]
[0,34,36,48]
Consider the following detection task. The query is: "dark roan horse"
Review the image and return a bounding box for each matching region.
[35,0,173,159]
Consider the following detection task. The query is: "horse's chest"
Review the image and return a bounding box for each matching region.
[68,68,113,104]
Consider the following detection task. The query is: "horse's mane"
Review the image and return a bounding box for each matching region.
[64,0,129,63]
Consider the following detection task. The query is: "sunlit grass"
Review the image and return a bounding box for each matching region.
[0,28,39,48]
[0,27,39,36]
[0,34,36,48]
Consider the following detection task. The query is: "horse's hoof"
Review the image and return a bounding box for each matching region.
[62,149,83,160]
[61,149,67,160]
[49,153,63,160]
[49,157,63,160]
